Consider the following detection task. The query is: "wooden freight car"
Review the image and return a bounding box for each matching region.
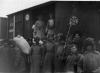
[7,1,100,41]
[7,1,55,40]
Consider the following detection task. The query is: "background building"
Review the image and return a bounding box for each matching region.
[0,17,8,41]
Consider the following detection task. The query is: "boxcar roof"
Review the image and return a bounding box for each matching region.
[7,1,55,16]
[7,1,100,16]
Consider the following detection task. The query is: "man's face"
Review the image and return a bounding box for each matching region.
[87,45,92,51]
[75,34,80,38]
[71,45,77,53]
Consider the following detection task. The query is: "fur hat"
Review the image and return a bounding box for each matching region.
[83,37,95,49]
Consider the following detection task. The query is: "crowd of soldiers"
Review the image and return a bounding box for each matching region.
[13,14,100,73]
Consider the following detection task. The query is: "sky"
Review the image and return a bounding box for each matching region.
[0,0,50,17]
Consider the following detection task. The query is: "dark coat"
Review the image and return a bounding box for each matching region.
[81,51,100,73]
[43,40,55,73]
[54,42,65,72]
[30,45,42,73]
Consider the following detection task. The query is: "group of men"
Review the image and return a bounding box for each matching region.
[13,14,100,73]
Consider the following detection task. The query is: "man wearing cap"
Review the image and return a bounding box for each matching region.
[80,37,100,73]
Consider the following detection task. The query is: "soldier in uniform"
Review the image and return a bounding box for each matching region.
[30,37,44,73]
[42,39,55,73]
[54,33,66,73]
[64,43,83,73]
[73,33,83,53]
[43,17,55,73]
[46,14,55,38]
[79,37,100,73]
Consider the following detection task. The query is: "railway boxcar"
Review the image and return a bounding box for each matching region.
[7,1,100,41]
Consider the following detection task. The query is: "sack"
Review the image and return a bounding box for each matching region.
[13,36,31,54]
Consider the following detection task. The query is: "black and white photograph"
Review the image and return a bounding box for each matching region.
[1,0,100,73]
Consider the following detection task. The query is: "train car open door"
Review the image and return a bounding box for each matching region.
[15,13,24,36]
[23,12,31,40]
